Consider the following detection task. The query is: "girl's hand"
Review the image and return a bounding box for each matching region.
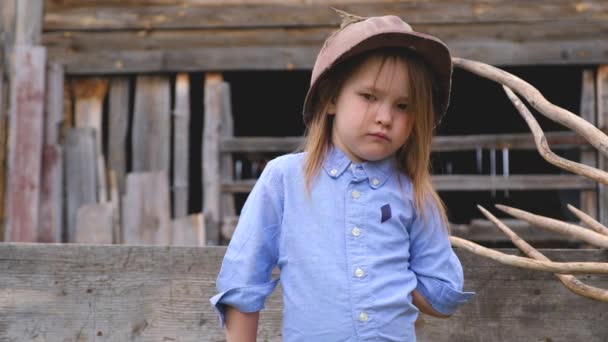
[411,290,451,318]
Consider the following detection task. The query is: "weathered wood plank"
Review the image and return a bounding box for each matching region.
[4,45,46,242]
[122,171,172,245]
[42,0,608,30]
[579,69,598,220]
[598,65,608,226]
[39,63,64,243]
[0,243,606,341]
[45,24,608,73]
[108,77,129,195]
[14,0,43,45]
[132,75,170,173]
[171,213,205,247]
[0,67,6,240]
[202,74,223,246]
[220,132,589,153]
[64,128,97,243]
[74,202,114,244]
[219,76,235,236]
[223,175,596,193]
[172,73,189,218]
[72,77,109,202]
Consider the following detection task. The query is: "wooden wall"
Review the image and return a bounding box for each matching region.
[42,0,608,74]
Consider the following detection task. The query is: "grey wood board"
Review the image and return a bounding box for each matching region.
[0,244,606,341]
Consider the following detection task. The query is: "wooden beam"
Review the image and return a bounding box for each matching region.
[172,73,190,218]
[598,66,608,225]
[72,77,108,202]
[220,132,589,153]
[579,70,598,220]
[171,213,205,246]
[4,45,46,242]
[63,128,97,243]
[43,1,608,30]
[107,77,129,195]
[0,242,607,341]
[222,175,595,194]
[122,172,172,245]
[74,202,113,244]
[202,73,223,246]
[132,75,171,173]
[44,21,608,73]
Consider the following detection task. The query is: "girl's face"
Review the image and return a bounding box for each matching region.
[328,55,414,163]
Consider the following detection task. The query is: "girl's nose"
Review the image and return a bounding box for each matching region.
[374,102,392,126]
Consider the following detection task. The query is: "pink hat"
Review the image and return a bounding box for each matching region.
[302,11,452,127]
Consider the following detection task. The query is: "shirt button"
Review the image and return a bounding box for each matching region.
[354,267,365,278]
[351,227,361,237]
[351,190,360,199]
[372,178,380,186]
[359,312,369,322]
[330,169,338,176]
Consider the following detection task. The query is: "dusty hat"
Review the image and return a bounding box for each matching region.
[302,10,453,127]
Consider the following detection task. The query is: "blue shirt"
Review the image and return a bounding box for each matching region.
[210,146,474,341]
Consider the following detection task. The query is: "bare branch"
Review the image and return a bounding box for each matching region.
[450,236,608,274]
[478,205,608,302]
[495,204,608,249]
[567,204,608,236]
[452,58,608,159]
[502,85,608,185]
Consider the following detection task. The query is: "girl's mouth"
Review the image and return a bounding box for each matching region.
[369,133,390,141]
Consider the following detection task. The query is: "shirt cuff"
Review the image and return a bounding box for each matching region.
[416,277,475,316]
[209,278,280,328]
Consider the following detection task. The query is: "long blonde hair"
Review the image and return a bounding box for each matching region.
[300,47,450,229]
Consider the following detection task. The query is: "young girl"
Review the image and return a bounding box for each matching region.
[210,12,474,342]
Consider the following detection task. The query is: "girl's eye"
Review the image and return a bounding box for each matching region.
[360,93,376,101]
[397,103,409,111]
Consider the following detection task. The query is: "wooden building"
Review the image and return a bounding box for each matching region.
[0,1,607,341]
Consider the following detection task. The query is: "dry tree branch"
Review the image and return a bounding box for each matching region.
[450,57,608,302]
[452,58,608,159]
[449,236,608,274]
[477,205,608,302]
[495,204,608,249]
[501,85,608,185]
[567,204,608,236]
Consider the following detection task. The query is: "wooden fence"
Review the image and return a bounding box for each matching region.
[0,242,607,341]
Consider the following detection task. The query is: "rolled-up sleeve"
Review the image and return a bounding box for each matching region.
[209,159,283,327]
[408,198,475,316]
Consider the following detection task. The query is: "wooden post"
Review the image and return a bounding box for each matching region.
[171,213,205,246]
[579,70,597,219]
[173,73,190,218]
[0,68,6,240]
[108,77,129,195]
[64,128,97,243]
[598,65,608,225]
[39,63,64,242]
[4,45,46,242]
[72,78,109,203]
[122,171,172,245]
[74,203,113,244]
[219,80,235,243]
[203,73,223,246]
[132,75,170,173]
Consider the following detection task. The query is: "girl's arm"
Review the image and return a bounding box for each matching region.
[225,306,259,342]
[411,290,450,318]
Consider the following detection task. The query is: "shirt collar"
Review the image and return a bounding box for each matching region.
[322,145,394,189]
